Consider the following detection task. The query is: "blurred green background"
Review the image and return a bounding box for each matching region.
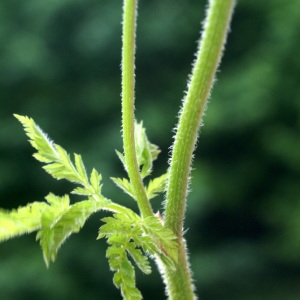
[1,0,300,299]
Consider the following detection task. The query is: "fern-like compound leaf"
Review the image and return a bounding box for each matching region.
[146,173,168,200]
[110,177,135,200]
[0,193,108,268]
[98,212,150,299]
[74,154,89,185]
[113,122,162,200]
[0,202,48,242]
[125,241,151,274]
[100,217,151,274]
[98,211,178,298]
[37,193,107,267]
[142,216,178,270]
[115,150,127,172]
[107,245,143,300]
[9,114,179,297]
[89,168,102,195]
[134,121,160,178]
[14,115,86,185]
[15,115,104,198]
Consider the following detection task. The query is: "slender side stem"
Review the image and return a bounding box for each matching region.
[121,0,153,218]
[163,0,235,299]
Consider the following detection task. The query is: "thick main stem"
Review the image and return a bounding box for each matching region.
[121,0,153,218]
[163,0,235,299]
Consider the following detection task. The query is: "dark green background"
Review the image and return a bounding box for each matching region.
[1,0,300,299]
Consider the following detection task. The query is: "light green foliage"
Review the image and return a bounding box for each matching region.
[107,245,142,300]
[98,213,148,300]
[111,121,167,201]
[1,115,111,266]
[0,201,48,242]
[0,0,236,298]
[0,114,178,299]
[98,211,178,299]
[111,173,168,202]
[99,212,178,271]
[111,176,135,200]
[146,173,168,200]
[36,194,106,267]
[134,121,160,178]
[14,114,102,196]
[141,216,178,267]
[0,193,106,267]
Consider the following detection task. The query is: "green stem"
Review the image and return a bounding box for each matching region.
[121,0,153,218]
[163,0,235,299]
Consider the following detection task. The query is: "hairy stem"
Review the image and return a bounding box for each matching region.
[121,0,153,218]
[163,0,235,299]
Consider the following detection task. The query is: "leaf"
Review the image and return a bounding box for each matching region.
[14,115,58,164]
[71,187,92,196]
[89,168,102,195]
[15,114,105,198]
[134,121,160,178]
[146,173,168,200]
[36,194,106,267]
[112,122,163,203]
[104,231,151,275]
[0,202,48,242]
[98,211,151,299]
[110,177,135,200]
[98,210,178,272]
[97,211,178,299]
[74,154,89,185]
[114,121,161,182]
[107,246,142,300]
[126,242,151,274]
[98,212,142,241]
[98,217,131,239]
[142,216,178,270]
[0,192,107,267]
[15,115,81,183]
[12,114,174,295]
[115,150,127,172]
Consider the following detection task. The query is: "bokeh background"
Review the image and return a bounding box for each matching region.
[1,0,300,299]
